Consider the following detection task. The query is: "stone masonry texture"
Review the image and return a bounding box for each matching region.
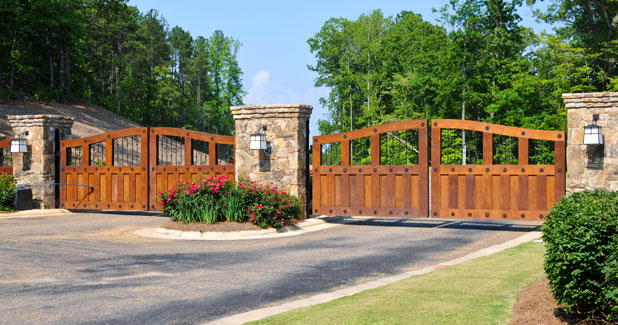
[9,115,74,208]
[231,105,312,216]
[563,92,618,192]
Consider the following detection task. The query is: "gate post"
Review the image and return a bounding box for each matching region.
[563,92,618,192]
[8,115,74,209]
[231,104,313,217]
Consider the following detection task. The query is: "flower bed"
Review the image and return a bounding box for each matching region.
[159,175,301,228]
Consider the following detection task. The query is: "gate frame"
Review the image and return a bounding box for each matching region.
[59,127,235,211]
[430,119,565,221]
[0,139,13,175]
[312,120,429,218]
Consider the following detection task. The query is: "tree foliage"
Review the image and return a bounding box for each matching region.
[0,0,243,135]
[309,0,617,137]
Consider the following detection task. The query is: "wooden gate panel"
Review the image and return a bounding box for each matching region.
[312,120,428,218]
[60,128,149,210]
[148,127,235,210]
[431,120,565,221]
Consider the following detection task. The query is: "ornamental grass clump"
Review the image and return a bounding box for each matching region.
[542,190,618,322]
[159,175,301,228]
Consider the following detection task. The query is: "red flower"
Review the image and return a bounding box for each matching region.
[248,207,252,211]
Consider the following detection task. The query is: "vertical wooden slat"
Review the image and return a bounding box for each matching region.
[510,176,518,210]
[547,176,555,209]
[312,139,321,213]
[518,175,528,211]
[395,175,404,208]
[402,174,411,209]
[431,125,441,217]
[117,173,124,202]
[364,174,372,208]
[483,173,492,209]
[83,143,89,167]
[449,174,458,209]
[474,175,483,209]
[340,140,350,207]
[129,173,136,203]
[386,173,396,208]
[537,175,547,211]
[209,141,216,166]
[501,174,510,210]
[440,175,449,209]
[379,175,387,207]
[465,175,475,209]
[418,123,429,217]
[89,174,97,202]
[491,175,501,210]
[184,136,192,166]
[528,175,538,211]
[149,129,157,210]
[554,140,566,203]
[518,138,529,165]
[355,173,365,207]
[483,132,493,165]
[334,175,343,207]
[370,134,380,166]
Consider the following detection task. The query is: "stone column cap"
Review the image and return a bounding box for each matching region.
[230,104,312,119]
[8,114,75,127]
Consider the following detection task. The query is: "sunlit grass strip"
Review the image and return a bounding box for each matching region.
[250,241,545,325]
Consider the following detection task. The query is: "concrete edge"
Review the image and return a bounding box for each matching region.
[205,230,543,324]
[133,216,356,241]
[0,209,72,218]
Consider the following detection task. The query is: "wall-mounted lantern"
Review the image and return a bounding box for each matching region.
[10,132,28,153]
[250,126,268,150]
[583,114,603,145]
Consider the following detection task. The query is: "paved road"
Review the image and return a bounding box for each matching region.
[0,212,540,324]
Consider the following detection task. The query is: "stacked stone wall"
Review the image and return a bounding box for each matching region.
[9,115,74,208]
[231,105,312,215]
[563,93,618,192]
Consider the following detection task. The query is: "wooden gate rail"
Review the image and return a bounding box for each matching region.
[312,120,428,218]
[60,128,149,210]
[0,139,13,175]
[430,119,565,221]
[148,127,235,210]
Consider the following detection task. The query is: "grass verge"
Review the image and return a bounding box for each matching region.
[249,241,545,325]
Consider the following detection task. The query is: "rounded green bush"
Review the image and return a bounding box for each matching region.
[0,174,15,211]
[542,190,618,321]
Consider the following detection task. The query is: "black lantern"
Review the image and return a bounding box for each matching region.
[250,126,267,150]
[583,114,603,145]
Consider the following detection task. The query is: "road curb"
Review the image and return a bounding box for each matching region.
[133,216,354,241]
[205,230,543,324]
[0,209,71,219]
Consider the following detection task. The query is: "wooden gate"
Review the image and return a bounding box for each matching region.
[59,128,235,211]
[312,120,429,217]
[431,120,565,221]
[148,127,235,210]
[0,139,13,175]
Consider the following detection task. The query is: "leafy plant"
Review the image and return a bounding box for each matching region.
[0,174,16,211]
[542,190,618,322]
[159,175,301,228]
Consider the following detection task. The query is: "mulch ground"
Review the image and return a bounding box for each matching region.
[161,218,300,233]
[510,278,589,324]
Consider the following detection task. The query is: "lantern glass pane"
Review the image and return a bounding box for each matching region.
[249,134,262,150]
[583,125,603,145]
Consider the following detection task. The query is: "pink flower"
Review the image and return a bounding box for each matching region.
[252,212,256,217]
[281,221,284,225]
[239,183,245,188]
[157,190,163,195]
[276,209,281,214]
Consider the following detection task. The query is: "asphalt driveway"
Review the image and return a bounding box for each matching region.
[0,212,540,324]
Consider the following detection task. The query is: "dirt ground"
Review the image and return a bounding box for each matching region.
[510,278,587,324]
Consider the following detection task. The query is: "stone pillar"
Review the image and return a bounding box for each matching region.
[563,92,618,192]
[231,105,312,215]
[8,115,74,209]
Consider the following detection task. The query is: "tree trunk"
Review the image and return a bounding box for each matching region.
[65,47,71,97]
[59,47,65,94]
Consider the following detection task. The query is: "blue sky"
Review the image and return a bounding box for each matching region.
[128,0,553,136]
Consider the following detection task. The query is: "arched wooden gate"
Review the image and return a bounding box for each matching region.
[59,128,234,211]
[312,119,565,221]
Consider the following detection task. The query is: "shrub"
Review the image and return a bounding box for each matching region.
[159,175,301,228]
[239,179,301,228]
[0,174,15,211]
[542,190,618,322]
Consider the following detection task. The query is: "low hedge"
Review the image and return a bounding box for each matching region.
[159,175,301,228]
[542,190,618,322]
[0,174,15,211]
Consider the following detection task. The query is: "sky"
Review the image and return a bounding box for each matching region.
[128,0,554,136]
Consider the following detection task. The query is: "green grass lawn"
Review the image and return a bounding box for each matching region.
[250,241,545,325]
